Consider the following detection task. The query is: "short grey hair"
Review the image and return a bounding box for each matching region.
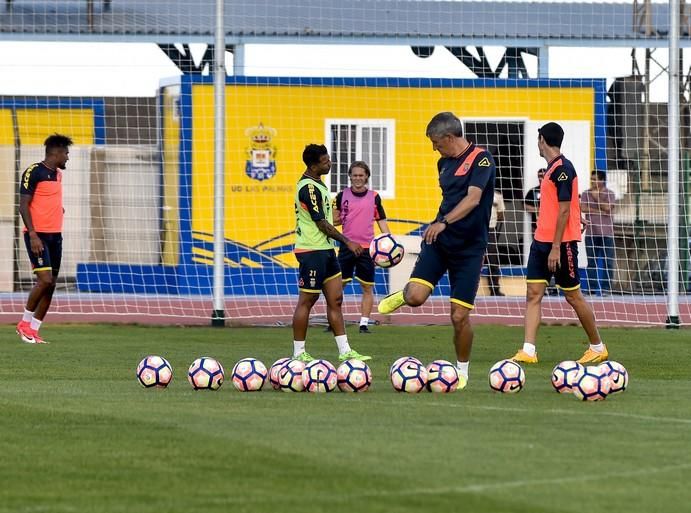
[426,112,464,138]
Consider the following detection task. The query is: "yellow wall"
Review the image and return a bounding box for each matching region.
[0,109,13,144]
[0,107,95,219]
[191,84,595,261]
[161,89,181,265]
[16,109,94,144]
[0,110,15,219]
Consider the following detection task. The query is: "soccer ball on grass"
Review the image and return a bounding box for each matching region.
[302,359,338,393]
[278,359,307,392]
[390,358,427,393]
[231,358,268,392]
[336,359,372,392]
[136,355,173,388]
[488,359,525,393]
[551,360,585,394]
[597,361,628,395]
[269,357,291,390]
[572,365,611,401]
[426,360,460,393]
[188,357,225,390]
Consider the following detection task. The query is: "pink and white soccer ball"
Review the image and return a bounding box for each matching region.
[572,365,612,401]
[390,359,427,393]
[269,357,291,390]
[302,359,338,393]
[231,358,268,392]
[488,359,525,393]
[278,359,307,392]
[188,356,225,390]
[369,233,405,268]
[426,360,460,393]
[597,361,628,395]
[136,355,173,388]
[337,359,372,393]
[390,356,423,375]
[551,360,585,394]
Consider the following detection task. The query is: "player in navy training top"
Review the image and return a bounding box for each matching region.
[377,112,496,388]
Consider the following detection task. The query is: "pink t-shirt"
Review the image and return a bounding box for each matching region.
[336,188,386,248]
[580,188,615,237]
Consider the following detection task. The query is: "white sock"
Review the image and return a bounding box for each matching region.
[22,309,33,323]
[590,342,604,352]
[334,334,351,355]
[30,317,42,331]
[293,340,305,358]
[359,316,369,327]
[522,342,536,356]
[456,361,469,379]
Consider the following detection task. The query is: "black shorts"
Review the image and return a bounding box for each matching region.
[526,240,580,290]
[410,241,485,309]
[295,249,341,293]
[24,232,62,276]
[338,244,375,285]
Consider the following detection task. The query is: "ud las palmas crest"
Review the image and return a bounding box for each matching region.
[245,122,278,181]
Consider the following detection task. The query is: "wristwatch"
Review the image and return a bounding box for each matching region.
[440,216,449,226]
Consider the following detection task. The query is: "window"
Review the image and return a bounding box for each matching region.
[324,119,395,198]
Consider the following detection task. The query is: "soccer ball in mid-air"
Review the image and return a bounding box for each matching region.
[551,360,585,394]
[336,359,372,392]
[278,359,307,392]
[572,366,612,401]
[302,359,338,393]
[597,361,628,395]
[390,359,427,393]
[488,359,525,393]
[231,358,268,392]
[426,360,460,393]
[136,355,173,388]
[269,357,291,390]
[369,233,405,268]
[188,357,225,390]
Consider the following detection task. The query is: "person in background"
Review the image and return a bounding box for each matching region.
[580,170,616,296]
[485,189,505,296]
[523,167,545,234]
[16,133,73,344]
[333,161,391,333]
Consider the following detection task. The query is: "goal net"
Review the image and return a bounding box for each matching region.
[0,0,687,326]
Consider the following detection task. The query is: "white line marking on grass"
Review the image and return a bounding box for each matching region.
[366,399,691,425]
[359,462,691,498]
[202,461,691,507]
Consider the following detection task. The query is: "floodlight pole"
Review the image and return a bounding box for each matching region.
[211,0,226,327]
[667,0,681,328]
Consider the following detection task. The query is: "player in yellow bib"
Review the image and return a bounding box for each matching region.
[292,144,371,363]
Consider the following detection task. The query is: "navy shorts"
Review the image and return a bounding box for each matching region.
[24,232,62,276]
[295,249,341,293]
[526,240,580,290]
[410,241,485,309]
[338,244,375,285]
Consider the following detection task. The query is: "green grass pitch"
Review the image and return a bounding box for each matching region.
[1,324,689,512]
